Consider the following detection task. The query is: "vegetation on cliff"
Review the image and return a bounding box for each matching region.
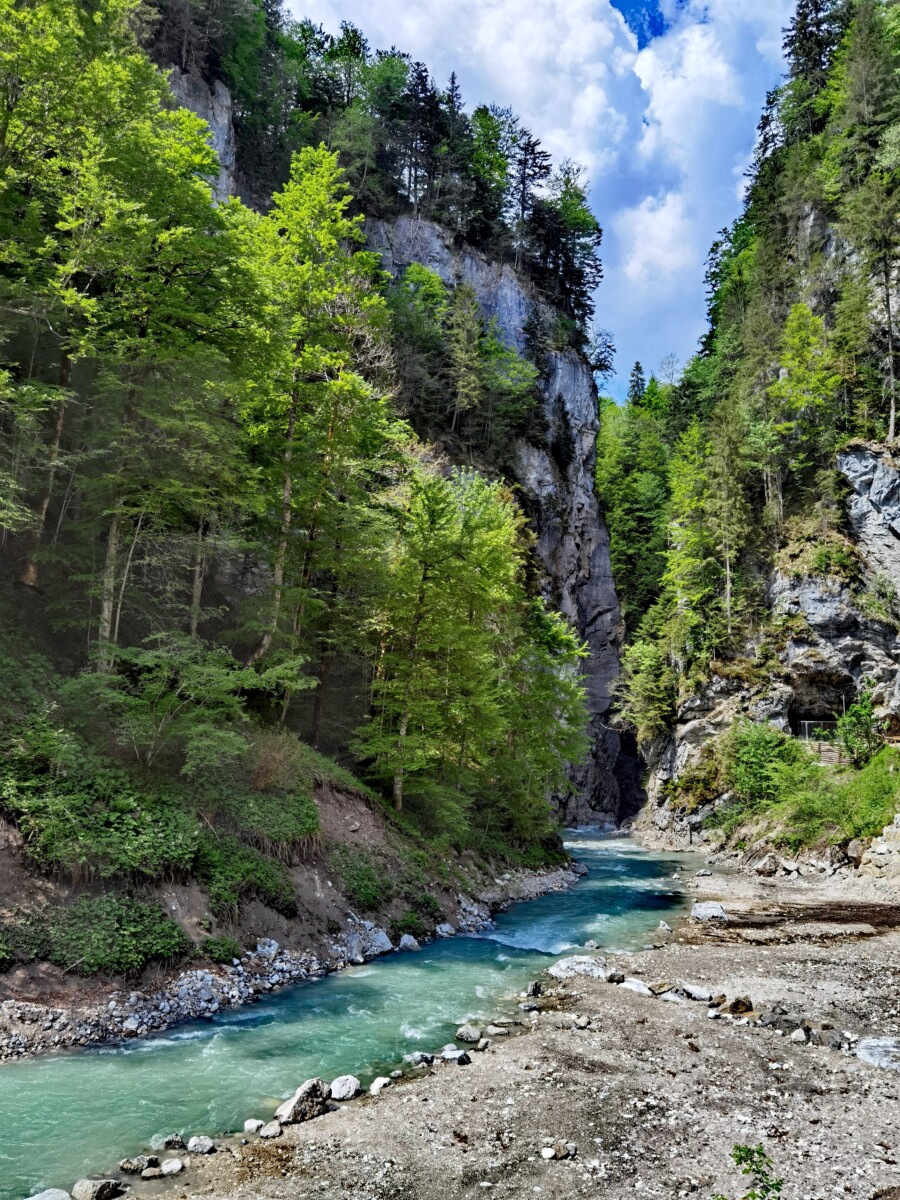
[0,0,595,972]
[598,0,900,844]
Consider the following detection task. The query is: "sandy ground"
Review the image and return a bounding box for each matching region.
[128,870,900,1200]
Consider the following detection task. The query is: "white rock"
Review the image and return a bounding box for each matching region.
[691,901,728,922]
[259,1121,282,1138]
[160,1159,184,1177]
[547,955,607,981]
[275,1077,331,1123]
[398,934,421,952]
[540,1147,556,1160]
[71,1182,121,1200]
[25,1191,71,1200]
[619,978,653,997]
[330,1074,361,1101]
[244,1119,264,1133]
[790,1028,808,1044]
[370,1076,392,1094]
[187,1136,215,1155]
[455,1023,482,1043]
[682,984,713,1002]
[435,923,456,938]
[856,1036,900,1069]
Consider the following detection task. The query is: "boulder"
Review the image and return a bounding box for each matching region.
[403,1051,434,1065]
[526,980,543,997]
[435,923,456,938]
[160,1159,183,1176]
[398,934,421,952]
[727,996,753,1016]
[369,1076,391,1095]
[163,1134,186,1150]
[441,1048,471,1064]
[118,1156,158,1174]
[259,1121,282,1139]
[71,1182,121,1200]
[243,1119,264,1133]
[754,854,779,877]
[485,1025,509,1037]
[140,1169,162,1180]
[455,1023,482,1043]
[682,984,713,1003]
[275,1078,331,1123]
[187,1136,215,1155]
[330,1074,361,1101]
[691,901,728,922]
[619,978,653,997]
[547,955,607,981]
[365,928,393,957]
[790,1027,808,1044]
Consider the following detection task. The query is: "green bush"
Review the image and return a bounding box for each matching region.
[203,934,244,963]
[194,832,297,920]
[836,690,885,768]
[1,896,191,976]
[218,787,319,857]
[772,747,900,850]
[327,845,394,912]
[390,911,431,941]
[0,714,198,880]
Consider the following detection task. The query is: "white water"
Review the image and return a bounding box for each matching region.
[0,833,694,1199]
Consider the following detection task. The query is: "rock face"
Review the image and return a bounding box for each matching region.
[366,216,627,821]
[636,443,900,848]
[167,68,237,202]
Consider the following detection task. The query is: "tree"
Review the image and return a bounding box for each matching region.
[446,283,485,432]
[627,362,647,405]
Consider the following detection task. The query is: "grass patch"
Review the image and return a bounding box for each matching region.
[194,832,297,920]
[327,845,394,912]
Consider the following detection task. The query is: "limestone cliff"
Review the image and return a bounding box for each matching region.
[167,67,237,203]
[367,218,628,823]
[635,443,900,850]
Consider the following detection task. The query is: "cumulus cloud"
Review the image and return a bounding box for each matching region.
[289,0,794,392]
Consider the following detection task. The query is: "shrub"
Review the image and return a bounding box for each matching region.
[203,934,244,963]
[194,832,297,920]
[836,690,884,768]
[327,845,394,912]
[218,787,319,858]
[712,1143,783,1200]
[46,895,191,975]
[390,911,431,941]
[726,721,813,806]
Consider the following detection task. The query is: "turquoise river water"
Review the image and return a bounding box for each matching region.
[0,833,694,1200]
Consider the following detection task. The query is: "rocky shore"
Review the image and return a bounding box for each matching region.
[28,865,900,1200]
[0,862,583,1063]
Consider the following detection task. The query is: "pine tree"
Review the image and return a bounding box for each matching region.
[628,362,647,405]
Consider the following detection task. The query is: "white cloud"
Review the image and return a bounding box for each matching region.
[615,191,693,285]
[288,0,794,391]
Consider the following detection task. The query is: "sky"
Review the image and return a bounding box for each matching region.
[289,0,795,398]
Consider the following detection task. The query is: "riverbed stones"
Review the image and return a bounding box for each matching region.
[330,1074,361,1100]
[403,1051,434,1065]
[140,1169,162,1180]
[275,1078,331,1123]
[455,1023,482,1043]
[682,984,713,1002]
[485,1025,509,1037]
[436,923,456,937]
[398,934,421,952]
[244,1119,264,1133]
[441,1048,471,1064]
[547,955,607,981]
[118,1155,158,1173]
[691,901,728,922]
[619,978,653,997]
[790,1027,809,1044]
[259,1121,282,1138]
[160,1158,184,1176]
[187,1135,215,1154]
[71,1180,121,1200]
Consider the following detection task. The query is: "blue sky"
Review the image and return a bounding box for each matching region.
[292,0,794,398]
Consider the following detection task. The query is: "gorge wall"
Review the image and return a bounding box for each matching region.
[170,75,630,823]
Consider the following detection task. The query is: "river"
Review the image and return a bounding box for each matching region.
[0,833,695,1200]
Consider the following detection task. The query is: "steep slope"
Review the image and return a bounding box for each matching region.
[367,217,628,822]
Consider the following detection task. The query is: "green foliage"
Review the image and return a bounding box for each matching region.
[727,721,814,807]
[0,896,190,976]
[712,1144,783,1200]
[835,689,885,768]
[390,911,431,941]
[617,638,676,749]
[327,845,394,912]
[203,934,244,964]
[194,832,297,920]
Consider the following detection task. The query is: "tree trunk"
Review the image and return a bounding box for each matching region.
[310,651,335,750]
[189,518,207,637]
[19,355,70,588]
[97,509,121,670]
[111,511,144,648]
[248,397,297,665]
[885,265,896,445]
[392,711,408,812]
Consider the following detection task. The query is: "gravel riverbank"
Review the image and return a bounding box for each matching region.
[93,879,900,1200]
